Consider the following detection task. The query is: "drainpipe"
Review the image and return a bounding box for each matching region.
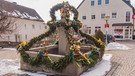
[132,8,135,40]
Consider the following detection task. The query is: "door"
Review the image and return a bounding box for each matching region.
[124,26,132,40]
[125,29,129,39]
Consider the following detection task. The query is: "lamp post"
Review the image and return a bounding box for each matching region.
[104,16,110,45]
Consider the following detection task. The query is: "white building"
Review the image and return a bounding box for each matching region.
[0,0,48,42]
[77,0,135,40]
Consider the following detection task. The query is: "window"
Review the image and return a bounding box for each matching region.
[105,0,109,4]
[98,0,102,5]
[82,16,86,20]
[13,23,17,29]
[112,13,117,18]
[24,24,26,29]
[25,35,27,39]
[91,15,95,19]
[88,27,91,34]
[32,24,35,29]
[45,26,47,29]
[95,27,101,33]
[114,29,123,35]
[101,13,105,19]
[39,25,41,29]
[126,11,130,22]
[91,0,94,6]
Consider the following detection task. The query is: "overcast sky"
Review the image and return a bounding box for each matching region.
[6,0,135,22]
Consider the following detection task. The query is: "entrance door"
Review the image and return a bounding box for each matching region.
[124,26,132,40]
[125,29,129,39]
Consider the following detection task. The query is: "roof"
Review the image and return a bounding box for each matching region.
[0,0,44,22]
[112,23,133,26]
[122,0,135,14]
[77,0,85,9]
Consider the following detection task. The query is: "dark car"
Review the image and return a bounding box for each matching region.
[78,34,115,44]
[77,38,94,45]
[104,34,115,43]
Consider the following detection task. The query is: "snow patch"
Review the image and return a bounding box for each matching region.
[106,42,131,50]
[2,48,17,51]
[0,54,112,76]
[81,54,112,76]
[0,59,20,75]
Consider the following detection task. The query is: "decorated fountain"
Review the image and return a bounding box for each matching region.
[17,2,105,76]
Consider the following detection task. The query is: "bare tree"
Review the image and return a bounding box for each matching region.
[0,11,15,36]
[0,0,16,37]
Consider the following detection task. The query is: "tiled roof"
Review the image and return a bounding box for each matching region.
[112,23,133,26]
[0,0,44,22]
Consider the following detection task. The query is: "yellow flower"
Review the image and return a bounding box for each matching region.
[22,41,27,46]
[49,21,54,24]
[43,41,46,45]
[97,38,101,42]
[98,38,103,45]
[70,46,74,51]
[77,45,81,50]
[75,45,80,51]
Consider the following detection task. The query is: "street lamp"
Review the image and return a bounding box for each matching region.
[104,16,110,45]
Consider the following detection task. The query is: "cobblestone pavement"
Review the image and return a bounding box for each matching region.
[105,40,135,76]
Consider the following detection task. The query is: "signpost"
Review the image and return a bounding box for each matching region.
[132,14,135,40]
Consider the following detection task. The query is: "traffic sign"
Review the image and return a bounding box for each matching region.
[104,24,109,28]
[132,14,135,19]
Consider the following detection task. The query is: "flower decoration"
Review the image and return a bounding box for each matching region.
[17,1,105,73]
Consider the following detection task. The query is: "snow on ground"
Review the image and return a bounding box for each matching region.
[2,48,17,51]
[106,42,131,50]
[0,59,19,75]
[0,59,47,76]
[0,54,112,76]
[81,54,112,76]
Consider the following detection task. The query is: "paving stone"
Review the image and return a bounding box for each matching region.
[105,40,135,76]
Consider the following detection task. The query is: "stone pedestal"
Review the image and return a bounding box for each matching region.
[20,51,91,76]
[58,27,69,55]
[20,45,93,76]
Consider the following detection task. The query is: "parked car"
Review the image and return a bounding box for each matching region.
[78,34,115,45]
[77,38,94,45]
[104,34,115,43]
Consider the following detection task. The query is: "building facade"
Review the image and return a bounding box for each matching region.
[77,0,135,40]
[0,0,48,42]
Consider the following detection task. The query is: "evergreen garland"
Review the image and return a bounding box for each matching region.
[17,2,105,73]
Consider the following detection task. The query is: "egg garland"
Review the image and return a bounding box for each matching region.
[17,2,105,73]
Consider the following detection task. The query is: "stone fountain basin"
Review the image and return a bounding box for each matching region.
[20,45,93,76]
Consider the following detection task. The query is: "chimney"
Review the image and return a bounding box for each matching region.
[13,2,17,4]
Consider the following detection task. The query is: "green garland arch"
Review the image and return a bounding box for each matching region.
[17,2,105,73]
